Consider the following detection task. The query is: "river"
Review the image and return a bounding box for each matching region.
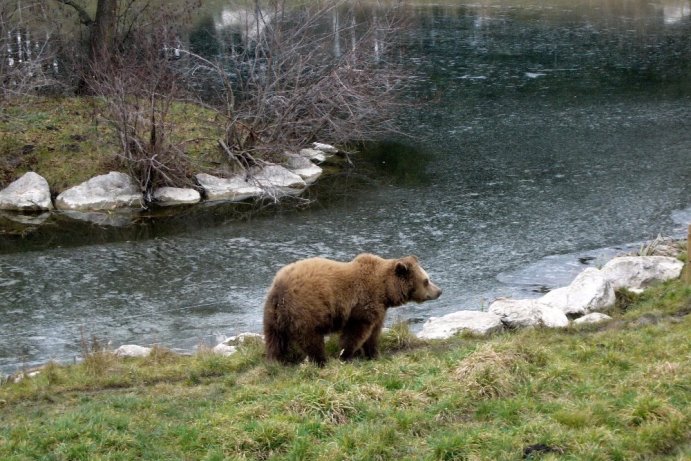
[1,0,690,374]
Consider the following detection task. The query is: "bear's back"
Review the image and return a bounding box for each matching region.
[271,257,353,300]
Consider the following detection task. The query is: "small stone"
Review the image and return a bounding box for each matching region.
[195,173,262,202]
[488,298,569,329]
[488,298,544,328]
[573,313,613,325]
[114,344,152,358]
[285,155,323,184]
[299,148,327,163]
[312,142,338,153]
[222,332,264,345]
[212,343,238,356]
[539,267,616,315]
[153,187,201,206]
[540,305,569,328]
[252,165,306,196]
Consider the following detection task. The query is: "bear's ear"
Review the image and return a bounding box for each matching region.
[395,260,410,277]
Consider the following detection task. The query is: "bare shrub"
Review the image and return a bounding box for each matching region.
[179,0,407,168]
[86,8,196,203]
[89,52,193,202]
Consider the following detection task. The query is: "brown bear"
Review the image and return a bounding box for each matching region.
[263,253,442,366]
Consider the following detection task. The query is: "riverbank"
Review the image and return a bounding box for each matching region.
[0,97,221,192]
[0,96,353,244]
[1,278,689,459]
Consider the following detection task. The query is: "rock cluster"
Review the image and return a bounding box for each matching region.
[0,142,337,221]
[418,255,684,339]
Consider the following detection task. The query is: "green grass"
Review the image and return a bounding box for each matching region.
[0,96,222,192]
[1,280,690,460]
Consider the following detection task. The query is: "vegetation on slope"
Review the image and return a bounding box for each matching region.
[0,97,223,192]
[1,279,689,460]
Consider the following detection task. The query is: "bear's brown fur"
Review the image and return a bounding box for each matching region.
[263,253,442,366]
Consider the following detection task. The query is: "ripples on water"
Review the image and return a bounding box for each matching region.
[1,1,691,374]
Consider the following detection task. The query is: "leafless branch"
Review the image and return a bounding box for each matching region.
[54,0,94,26]
[178,0,407,164]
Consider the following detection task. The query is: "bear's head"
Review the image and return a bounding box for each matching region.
[392,256,442,305]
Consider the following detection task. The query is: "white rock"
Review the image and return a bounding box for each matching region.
[55,172,143,211]
[153,187,201,206]
[488,298,545,328]
[114,344,151,358]
[11,370,41,383]
[488,298,568,328]
[312,142,338,153]
[285,155,323,184]
[539,267,616,315]
[573,313,613,325]
[252,165,306,196]
[0,172,53,211]
[540,305,570,328]
[601,256,684,291]
[195,173,262,202]
[212,343,237,356]
[417,310,504,339]
[222,332,264,345]
[299,148,327,163]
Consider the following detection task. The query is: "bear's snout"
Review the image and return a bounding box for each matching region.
[428,283,442,300]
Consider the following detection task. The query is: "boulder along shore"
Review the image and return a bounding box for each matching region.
[0,142,340,228]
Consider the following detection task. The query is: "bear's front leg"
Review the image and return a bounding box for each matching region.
[361,317,385,359]
[339,321,375,361]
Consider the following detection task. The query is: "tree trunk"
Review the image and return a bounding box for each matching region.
[90,0,117,61]
[55,0,118,92]
[56,0,118,60]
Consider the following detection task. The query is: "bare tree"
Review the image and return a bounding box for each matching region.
[53,0,123,59]
[0,1,67,99]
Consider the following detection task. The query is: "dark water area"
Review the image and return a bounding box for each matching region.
[1,1,690,375]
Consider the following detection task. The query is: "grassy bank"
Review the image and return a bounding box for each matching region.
[0,97,222,192]
[1,280,689,460]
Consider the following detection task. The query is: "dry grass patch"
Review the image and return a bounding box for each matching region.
[453,343,528,399]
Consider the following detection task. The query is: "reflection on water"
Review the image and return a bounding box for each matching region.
[663,2,691,24]
[1,1,691,374]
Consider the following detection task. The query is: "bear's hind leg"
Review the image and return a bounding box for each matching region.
[264,321,289,363]
[361,318,385,360]
[264,318,305,364]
